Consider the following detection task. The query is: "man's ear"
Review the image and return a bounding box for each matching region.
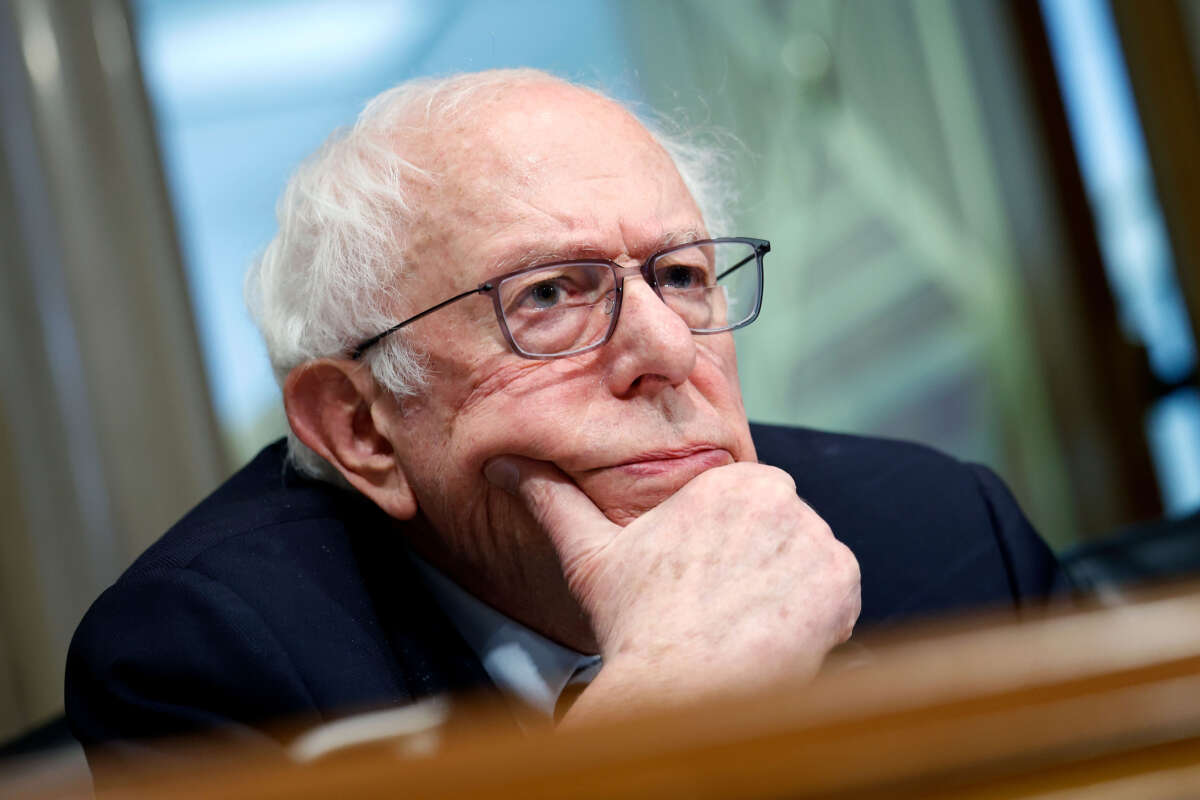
[283,359,418,520]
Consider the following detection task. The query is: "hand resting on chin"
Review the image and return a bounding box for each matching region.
[485,457,862,724]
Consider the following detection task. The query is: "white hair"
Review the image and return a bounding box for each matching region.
[245,68,735,481]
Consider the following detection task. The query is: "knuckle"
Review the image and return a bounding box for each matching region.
[797,512,836,546]
[760,464,798,494]
[835,542,861,583]
[843,590,862,641]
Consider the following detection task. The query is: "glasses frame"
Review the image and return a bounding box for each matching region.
[350,236,770,360]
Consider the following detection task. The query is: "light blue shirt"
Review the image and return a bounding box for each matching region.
[409,554,601,720]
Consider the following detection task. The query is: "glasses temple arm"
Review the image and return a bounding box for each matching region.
[350,285,489,360]
[715,252,759,281]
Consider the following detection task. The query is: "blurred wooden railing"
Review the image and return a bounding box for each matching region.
[9,584,1200,799]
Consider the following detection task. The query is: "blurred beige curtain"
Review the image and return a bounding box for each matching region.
[0,0,224,739]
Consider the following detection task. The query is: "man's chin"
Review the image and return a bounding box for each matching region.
[570,448,735,527]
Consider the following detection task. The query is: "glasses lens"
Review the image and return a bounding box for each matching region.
[653,241,762,332]
[497,263,617,356]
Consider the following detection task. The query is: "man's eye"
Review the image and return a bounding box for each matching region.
[502,267,608,317]
[659,265,705,290]
[525,281,562,309]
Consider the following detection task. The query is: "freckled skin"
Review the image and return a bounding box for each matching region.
[371,83,757,651]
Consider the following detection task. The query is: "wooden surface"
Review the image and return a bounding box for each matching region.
[9,585,1200,799]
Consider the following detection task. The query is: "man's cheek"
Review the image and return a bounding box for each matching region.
[457,393,601,465]
[451,353,591,420]
[696,345,742,393]
[462,425,591,474]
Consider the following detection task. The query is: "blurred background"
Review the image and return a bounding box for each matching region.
[1,0,1199,744]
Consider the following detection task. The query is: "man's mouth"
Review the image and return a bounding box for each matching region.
[558,445,738,525]
[609,446,733,478]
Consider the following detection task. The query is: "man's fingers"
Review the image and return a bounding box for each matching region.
[484,455,614,566]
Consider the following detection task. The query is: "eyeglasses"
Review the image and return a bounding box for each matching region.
[350,237,769,360]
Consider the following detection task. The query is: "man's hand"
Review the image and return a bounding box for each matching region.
[485,458,861,722]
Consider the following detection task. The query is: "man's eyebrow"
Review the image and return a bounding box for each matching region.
[486,229,708,276]
[662,228,706,248]
[488,244,605,275]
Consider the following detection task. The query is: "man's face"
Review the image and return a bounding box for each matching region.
[375,83,757,643]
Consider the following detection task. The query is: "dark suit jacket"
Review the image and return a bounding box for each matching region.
[65,424,1067,764]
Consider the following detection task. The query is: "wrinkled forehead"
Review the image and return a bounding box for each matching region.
[397,83,697,273]
[423,82,665,185]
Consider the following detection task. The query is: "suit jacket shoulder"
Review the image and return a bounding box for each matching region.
[65,442,488,754]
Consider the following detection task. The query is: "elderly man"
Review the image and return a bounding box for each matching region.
[66,69,1065,760]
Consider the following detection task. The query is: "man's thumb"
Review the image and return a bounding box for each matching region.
[483,456,611,565]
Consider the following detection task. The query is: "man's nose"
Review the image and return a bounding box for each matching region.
[602,276,697,395]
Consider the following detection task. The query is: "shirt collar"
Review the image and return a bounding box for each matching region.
[408,553,601,719]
